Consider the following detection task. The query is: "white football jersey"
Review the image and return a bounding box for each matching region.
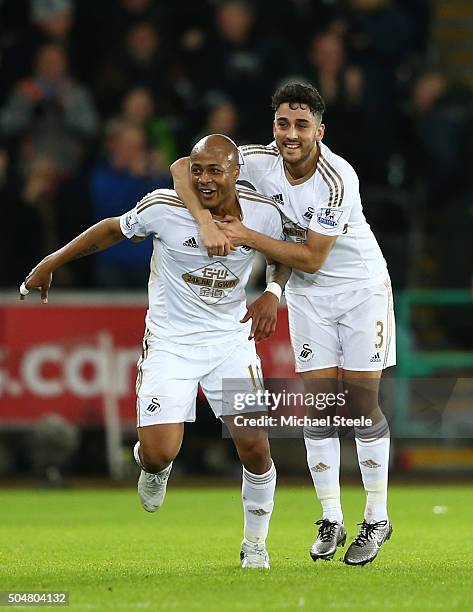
[120,188,284,345]
[238,141,388,296]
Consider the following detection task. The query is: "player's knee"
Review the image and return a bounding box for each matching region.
[345,390,382,420]
[139,445,176,473]
[349,402,384,421]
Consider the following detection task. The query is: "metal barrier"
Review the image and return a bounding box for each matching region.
[394,289,473,437]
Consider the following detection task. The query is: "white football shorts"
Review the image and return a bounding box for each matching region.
[136,330,265,426]
[286,278,396,372]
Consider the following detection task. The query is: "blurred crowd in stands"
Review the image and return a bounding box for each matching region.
[1,0,472,291]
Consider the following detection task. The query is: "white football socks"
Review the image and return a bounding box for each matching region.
[242,461,277,545]
[355,417,390,523]
[304,427,343,523]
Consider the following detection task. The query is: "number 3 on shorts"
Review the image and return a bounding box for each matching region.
[375,321,384,349]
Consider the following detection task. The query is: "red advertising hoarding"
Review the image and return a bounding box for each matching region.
[0,300,294,425]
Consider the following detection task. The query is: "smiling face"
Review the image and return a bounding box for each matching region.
[190,143,240,213]
[273,103,324,172]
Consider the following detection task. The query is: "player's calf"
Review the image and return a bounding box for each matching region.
[134,423,183,511]
[343,374,384,423]
[232,435,276,568]
[235,436,272,475]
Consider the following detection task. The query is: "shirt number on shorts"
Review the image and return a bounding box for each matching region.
[375,321,384,349]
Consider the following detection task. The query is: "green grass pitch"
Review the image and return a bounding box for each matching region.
[1,485,471,610]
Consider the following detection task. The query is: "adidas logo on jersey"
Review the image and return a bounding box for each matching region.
[183,237,199,248]
[370,352,381,363]
[271,193,284,205]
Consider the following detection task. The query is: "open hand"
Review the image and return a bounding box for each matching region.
[241,292,279,342]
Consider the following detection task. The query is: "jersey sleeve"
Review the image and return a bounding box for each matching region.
[272,208,286,241]
[119,206,149,239]
[237,147,258,191]
[237,143,279,192]
[261,204,285,242]
[308,162,359,236]
[119,189,176,239]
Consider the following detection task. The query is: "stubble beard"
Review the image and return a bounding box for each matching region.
[282,142,318,172]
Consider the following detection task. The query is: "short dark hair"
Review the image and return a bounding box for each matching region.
[272,82,325,120]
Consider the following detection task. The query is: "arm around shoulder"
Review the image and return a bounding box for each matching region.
[170,157,210,225]
[170,156,232,256]
[223,218,336,274]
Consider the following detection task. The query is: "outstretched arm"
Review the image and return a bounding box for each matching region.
[170,157,233,257]
[221,216,336,274]
[241,261,292,342]
[20,217,126,303]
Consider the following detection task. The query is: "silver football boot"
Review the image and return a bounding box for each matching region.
[240,541,270,569]
[137,463,172,513]
[344,520,393,566]
[310,519,347,561]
